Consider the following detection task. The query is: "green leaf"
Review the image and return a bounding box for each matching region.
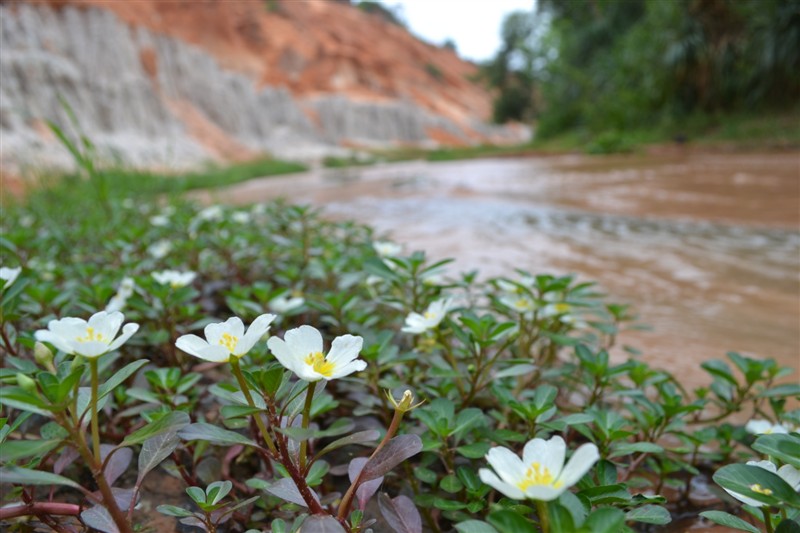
[758,384,800,398]
[454,520,499,533]
[580,507,625,533]
[457,441,491,459]
[157,504,195,518]
[178,422,258,448]
[548,501,576,533]
[0,439,62,462]
[487,510,536,533]
[699,511,760,533]
[713,463,800,507]
[440,474,463,494]
[608,441,664,458]
[137,429,181,484]
[752,434,800,468]
[578,484,632,505]
[120,411,190,447]
[315,430,380,459]
[625,505,671,525]
[701,360,738,385]
[97,360,149,402]
[0,466,82,489]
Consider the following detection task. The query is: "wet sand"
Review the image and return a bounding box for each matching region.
[201,151,800,386]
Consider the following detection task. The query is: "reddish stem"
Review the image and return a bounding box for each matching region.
[0,502,81,520]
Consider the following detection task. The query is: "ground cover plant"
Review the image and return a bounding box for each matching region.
[1,158,799,533]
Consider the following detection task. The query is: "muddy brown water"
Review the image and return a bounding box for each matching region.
[201,151,800,389]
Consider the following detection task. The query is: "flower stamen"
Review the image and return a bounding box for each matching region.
[78,327,106,343]
[305,351,334,377]
[749,483,773,496]
[517,462,563,491]
[219,333,239,352]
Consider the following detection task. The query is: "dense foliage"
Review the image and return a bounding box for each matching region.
[0,161,798,533]
[486,0,800,138]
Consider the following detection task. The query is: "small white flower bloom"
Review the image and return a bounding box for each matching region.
[231,211,251,224]
[196,205,224,222]
[105,278,136,313]
[147,239,173,259]
[149,215,170,227]
[479,436,600,501]
[501,294,536,314]
[35,311,139,359]
[269,293,305,314]
[0,266,22,290]
[267,325,366,382]
[745,419,790,435]
[402,298,454,334]
[373,241,402,258]
[19,215,35,228]
[541,302,573,317]
[175,313,276,363]
[723,460,800,507]
[152,270,197,289]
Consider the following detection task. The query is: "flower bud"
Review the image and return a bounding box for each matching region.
[386,389,425,413]
[34,341,54,369]
[16,373,37,393]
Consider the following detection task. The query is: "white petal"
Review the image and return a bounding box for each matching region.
[479,468,526,500]
[49,317,88,341]
[194,344,233,363]
[107,323,139,352]
[89,311,123,341]
[523,436,566,480]
[486,447,525,487]
[556,442,599,488]
[746,420,772,434]
[34,330,75,354]
[205,317,244,347]
[777,465,800,490]
[176,334,213,359]
[523,483,566,502]
[723,488,765,507]
[329,359,367,379]
[75,341,111,358]
[236,313,276,356]
[267,337,302,374]
[326,335,363,366]
[284,326,323,357]
[747,460,777,473]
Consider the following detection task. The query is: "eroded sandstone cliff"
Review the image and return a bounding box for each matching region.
[0,0,528,171]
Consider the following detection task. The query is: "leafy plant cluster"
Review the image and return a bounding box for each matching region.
[0,169,798,533]
[485,0,800,140]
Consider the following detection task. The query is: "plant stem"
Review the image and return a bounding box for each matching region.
[762,508,774,533]
[338,407,404,520]
[299,380,316,472]
[90,358,101,464]
[536,500,551,533]
[230,358,278,455]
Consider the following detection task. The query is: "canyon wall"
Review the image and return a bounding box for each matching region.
[0,1,528,172]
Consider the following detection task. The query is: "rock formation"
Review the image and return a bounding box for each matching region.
[0,0,529,171]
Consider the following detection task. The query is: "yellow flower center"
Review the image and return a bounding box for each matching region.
[424,311,436,320]
[750,483,773,496]
[553,303,571,313]
[515,298,531,310]
[305,351,334,377]
[77,327,106,343]
[517,462,563,491]
[218,333,239,352]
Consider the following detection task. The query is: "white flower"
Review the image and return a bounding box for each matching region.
[746,419,790,435]
[269,293,305,314]
[541,302,573,317]
[35,311,139,359]
[500,294,536,314]
[479,436,600,501]
[401,298,454,334]
[196,205,224,222]
[147,239,173,259]
[152,270,197,289]
[105,277,136,312]
[231,211,251,224]
[723,460,800,507]
[0,266,22,290]
[373,241,402,258]
[175,314,276,363]
[267,325,366,382]
[149,215,170,227]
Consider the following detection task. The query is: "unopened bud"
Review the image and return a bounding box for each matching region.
[34,341,54,368]
[16,373,37,393]
[386,389,425,413]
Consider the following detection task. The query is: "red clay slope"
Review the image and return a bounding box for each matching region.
[30,0,495,131]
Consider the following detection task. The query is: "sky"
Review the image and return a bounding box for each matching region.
[391,0,536,62]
